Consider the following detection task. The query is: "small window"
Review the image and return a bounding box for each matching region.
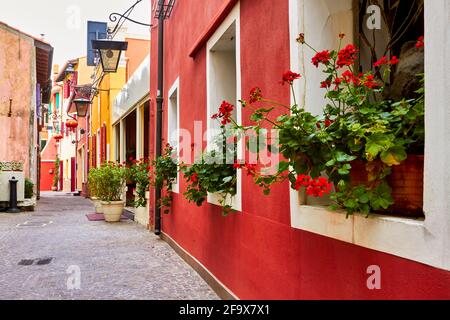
[168,78,180,193]
[207,21,237,139]
[206,3,242,211]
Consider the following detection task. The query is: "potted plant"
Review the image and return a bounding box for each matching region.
[181,114,244,215]
[153,144,178,214]
[96,162,126,222]
[52,157,60,191]
[88,167,103,213]
[226,34,425,217]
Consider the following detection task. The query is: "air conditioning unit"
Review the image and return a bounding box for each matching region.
[0,172,25,202]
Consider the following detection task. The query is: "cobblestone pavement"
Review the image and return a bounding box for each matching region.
[0,193,219,300]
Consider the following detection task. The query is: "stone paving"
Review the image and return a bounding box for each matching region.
[0,192,219,300]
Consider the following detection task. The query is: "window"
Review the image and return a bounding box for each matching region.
[206,2,242,211]
[288,0,450,271]
[168,78,180,193]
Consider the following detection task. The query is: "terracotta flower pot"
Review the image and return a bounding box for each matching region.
[386,155,424,217]
[101,201,124,222]
[350,155,424,217]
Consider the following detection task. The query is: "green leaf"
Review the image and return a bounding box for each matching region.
[335,151,357,163]
[380,147,407,167]
[222,176,233,183]
[366,133,394,159]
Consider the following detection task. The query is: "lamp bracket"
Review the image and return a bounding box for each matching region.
[108,0,152,38]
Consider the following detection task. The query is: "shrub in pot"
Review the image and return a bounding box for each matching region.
[96,162,126,222]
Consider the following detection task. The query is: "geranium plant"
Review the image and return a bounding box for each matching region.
[126,158,152,208]
[153,144,178,214]
[233,34,425,215]
[181,102,252,216]
[125,145,178,213]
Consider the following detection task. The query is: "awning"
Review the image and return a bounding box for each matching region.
[34,39,54,104]
[112,55,150,123]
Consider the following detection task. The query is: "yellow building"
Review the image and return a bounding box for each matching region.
[89,66,126,168]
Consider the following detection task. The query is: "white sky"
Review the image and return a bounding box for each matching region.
[0,0,151,66]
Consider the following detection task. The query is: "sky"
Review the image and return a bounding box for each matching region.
[0,0,151,66]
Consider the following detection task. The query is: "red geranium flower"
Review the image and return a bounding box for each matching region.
[363,74,380,89]
[312,50,331,68]
[336,44,358,68]
[189,173,198,183]
[389,56,399,65]
[341,70,361,86]
[416,36,424,48]
[281,71,301,85]
[320,80,332,88]
[374,56,388,67]
[212,101,235,125]
[306,177,333,197]
[294,174,311,191]
[249,87,263,103]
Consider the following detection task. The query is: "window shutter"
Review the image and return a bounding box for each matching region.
[92,134,97,168]
[64,81,70,99]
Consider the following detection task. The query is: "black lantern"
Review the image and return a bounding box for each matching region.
[73,98,90,117]
[91,40,128,73]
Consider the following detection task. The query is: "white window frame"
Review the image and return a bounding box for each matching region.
[168,77,180,194]
[206,2,242,212]
[288,0,450,271]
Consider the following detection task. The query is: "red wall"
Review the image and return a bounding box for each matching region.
[40,161,55,191]
[149,0,450,299]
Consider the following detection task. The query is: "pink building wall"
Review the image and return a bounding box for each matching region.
[0,22,36,180]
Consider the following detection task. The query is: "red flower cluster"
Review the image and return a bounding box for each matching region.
[249,87,263,103]
[294,174,311,190]
[312,50,331,68]
[336,44,358,68]
[212,101,235,125]
[306,177,333,197]
[416,36,424,49]
[374,55,400,68]
[233,162,257,177]
[189,173,198,183]
[281,71,301,85]
[341,70,361,86]
[316,119,333,129]
[362,74,380,89]
[294,175,332,198]
[320,80,331,88]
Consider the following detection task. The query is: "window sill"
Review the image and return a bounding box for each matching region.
[290,190,444,269]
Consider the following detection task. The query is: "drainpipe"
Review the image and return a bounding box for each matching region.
[154,7,164,236]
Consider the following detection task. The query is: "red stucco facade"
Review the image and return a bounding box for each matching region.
[149,0,450,299]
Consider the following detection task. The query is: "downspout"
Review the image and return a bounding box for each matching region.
[154,8,165,235]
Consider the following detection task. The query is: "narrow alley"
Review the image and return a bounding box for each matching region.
[0,193,218,300]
